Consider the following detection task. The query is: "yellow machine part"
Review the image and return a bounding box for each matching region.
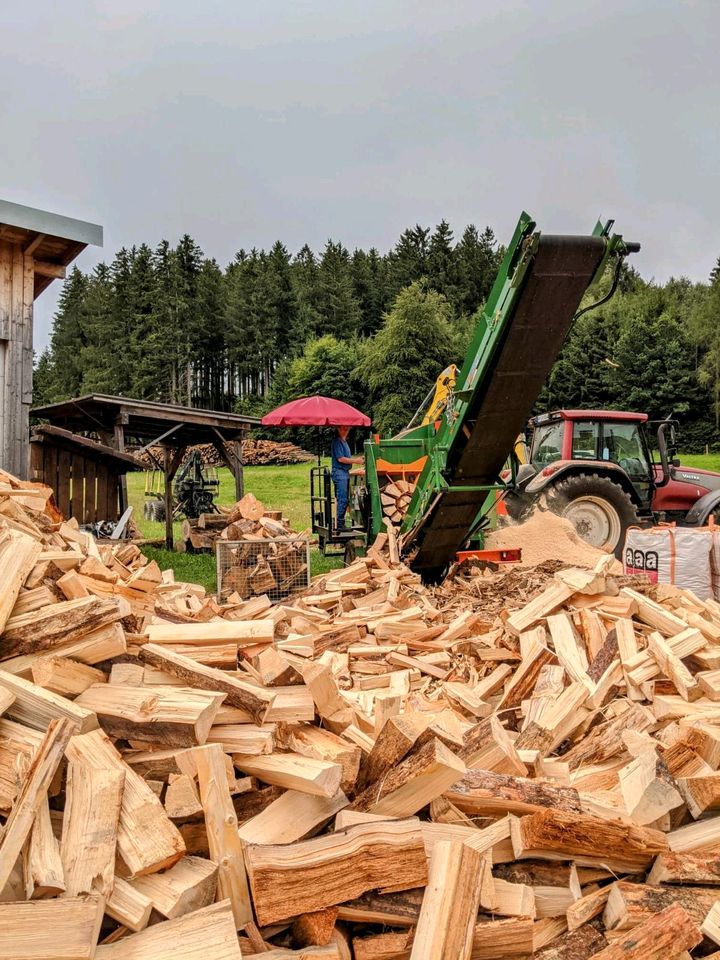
[421,364,458,426]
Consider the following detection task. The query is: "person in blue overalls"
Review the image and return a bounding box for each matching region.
[331,425,362,530]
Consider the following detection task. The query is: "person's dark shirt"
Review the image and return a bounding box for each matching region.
[331,436,352,479]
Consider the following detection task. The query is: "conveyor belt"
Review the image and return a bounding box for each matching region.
[411,234,607,580]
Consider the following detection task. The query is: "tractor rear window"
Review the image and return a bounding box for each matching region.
[572,421,600,460]
[531,421,564,466]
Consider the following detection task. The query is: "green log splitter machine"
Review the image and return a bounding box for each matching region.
[325,212,639,580]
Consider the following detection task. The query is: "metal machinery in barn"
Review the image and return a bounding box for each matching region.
[342,211,641,580]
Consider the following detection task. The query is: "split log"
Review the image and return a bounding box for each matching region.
[356,713,430,792]
[0,669,98,733]
[75,683,225,747]
[232,753,343,798]
[245,819,428,925]
[0,717,74,895]
[23,794,65,898]
[0,527,42,634]
[238,789,348,845]
[61,751,124,897]
[0,895,105,960]
[648,851,720,885]
[510,809,667,872]
[0,595,127,659]
[410,840,485,960]
[603,879,718,931]
[94,900,242,960]
[141,643,272,719]
[350,738,465,817]
[30,656,106,697]
[65,729,185,878]
[586,902,701,959]
[106,876,154,931]
[129,855,218,919]
[194,742,253,928]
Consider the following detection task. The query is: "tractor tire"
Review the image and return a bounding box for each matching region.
[149,499,166,523]
[503,490,534,524]
[544,473,638,559]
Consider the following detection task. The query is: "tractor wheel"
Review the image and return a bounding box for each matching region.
[503,490,534,524]
[149,499,166,523]
[544,473,638,558]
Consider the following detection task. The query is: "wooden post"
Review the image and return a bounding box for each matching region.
[211,435,244,502]
[164,446,174,551]
[0,242,34,479]
[113,416,129,514]
[233,437,244,501]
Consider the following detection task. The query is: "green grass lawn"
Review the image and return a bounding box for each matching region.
[127,461,342,593]
[678,453,720,472]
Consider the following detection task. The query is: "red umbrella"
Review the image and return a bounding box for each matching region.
[262,396,371,427]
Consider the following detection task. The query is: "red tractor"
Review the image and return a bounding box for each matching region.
[506,410,720,556]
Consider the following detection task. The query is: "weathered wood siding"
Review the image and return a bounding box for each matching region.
[0,240,34,478]
[30,440,121,523]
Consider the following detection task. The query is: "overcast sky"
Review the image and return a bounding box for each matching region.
[2,0,717,348]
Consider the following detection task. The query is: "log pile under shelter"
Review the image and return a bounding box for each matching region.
[5,469,720,958]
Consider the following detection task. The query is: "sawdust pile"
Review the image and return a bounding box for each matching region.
[486,507,618,570]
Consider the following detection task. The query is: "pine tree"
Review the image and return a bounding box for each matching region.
[291,244,323,344]
[427,220,458,306]
[711,256,720,286]
[45,267,89,399]
[386,225,430,299]
[315,241,362,340]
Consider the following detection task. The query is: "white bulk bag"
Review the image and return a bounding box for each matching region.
[623,526,713,599]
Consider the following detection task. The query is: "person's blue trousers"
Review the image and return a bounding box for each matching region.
[333,475,349,529]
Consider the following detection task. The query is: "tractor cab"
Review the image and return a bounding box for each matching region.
[527,410,657,512]
[509,409,720,557]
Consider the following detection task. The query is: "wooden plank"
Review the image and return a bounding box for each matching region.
[0,717,74,895]
[194,742,253,928]
[246,819,428,925]
[70,453,84,520]
[95,900,242,960]
[410,840,485,960]
[0,895,105,960]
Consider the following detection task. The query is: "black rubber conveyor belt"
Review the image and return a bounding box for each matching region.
[411,234,607,581]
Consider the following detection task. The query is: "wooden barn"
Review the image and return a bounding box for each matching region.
[0,199,102,478]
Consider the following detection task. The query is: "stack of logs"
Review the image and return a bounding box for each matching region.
[180,492,300,553]
[136,440,315,470]
[381,479,417,524]
[5,469,720,958]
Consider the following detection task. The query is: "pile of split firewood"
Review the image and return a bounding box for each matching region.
[180,492,304,554]
[5,470,720,959]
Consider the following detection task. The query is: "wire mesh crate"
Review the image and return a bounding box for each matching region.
[216,536,311,604]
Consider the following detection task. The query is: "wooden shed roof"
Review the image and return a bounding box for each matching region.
[32,394,260,446]
[31,424,143,472]
[0,198,103,297]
